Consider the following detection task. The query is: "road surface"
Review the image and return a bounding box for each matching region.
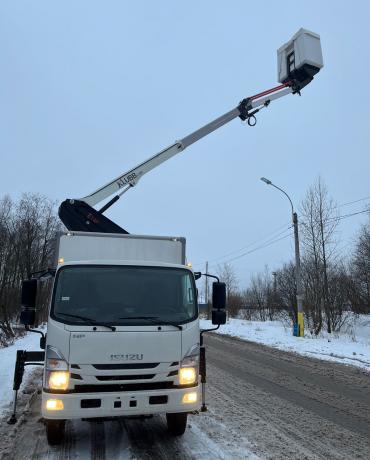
[1,333,369,459]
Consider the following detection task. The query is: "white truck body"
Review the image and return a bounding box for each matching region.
[42,232,201,421]
[56,231,186,265]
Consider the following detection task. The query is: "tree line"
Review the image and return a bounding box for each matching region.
[216,178,370,334]
[0,194,60,345]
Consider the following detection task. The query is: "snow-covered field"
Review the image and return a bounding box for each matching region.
[201,315,370,372]
[0,331,42,417]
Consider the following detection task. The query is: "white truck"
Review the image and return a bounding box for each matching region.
[49,232,221,442]
[9,28,323,446]
[14,231,227,444]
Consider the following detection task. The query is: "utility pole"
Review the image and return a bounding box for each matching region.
[260,177,304,337]
[293,212,304,336]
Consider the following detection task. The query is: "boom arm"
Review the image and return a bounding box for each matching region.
[58,80,302,233]
[82,82,293,208]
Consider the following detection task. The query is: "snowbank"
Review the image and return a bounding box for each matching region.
[200,316,370,372]
[0,330,43,416]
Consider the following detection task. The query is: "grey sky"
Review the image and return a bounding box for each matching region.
[1,1,369,287]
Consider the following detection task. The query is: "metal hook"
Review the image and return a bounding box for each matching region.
[247,115,257,127]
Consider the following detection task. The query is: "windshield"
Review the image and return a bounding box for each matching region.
[51,265,197,325]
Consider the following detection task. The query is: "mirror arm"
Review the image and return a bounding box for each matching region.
[25,325,45,341]
[200,325,220,345]
[195,272,220,282]
[29,268,56,279]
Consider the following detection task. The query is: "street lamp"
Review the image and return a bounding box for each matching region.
[260,177,304,337]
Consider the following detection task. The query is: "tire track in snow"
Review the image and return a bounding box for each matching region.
[90,421,106,460]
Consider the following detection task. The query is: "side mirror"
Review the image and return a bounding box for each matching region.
[20,309,36,326]
[19,279,38,326]
[212,282,226,310]
[212,309,226,325]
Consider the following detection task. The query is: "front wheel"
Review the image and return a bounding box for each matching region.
[45,419,65,445]
[166,412,187,436]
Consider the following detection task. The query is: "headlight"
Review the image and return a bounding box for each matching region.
[44,346,69,390]
[48,371,70,390]
[179,367,197,385]
[179,344,199,385]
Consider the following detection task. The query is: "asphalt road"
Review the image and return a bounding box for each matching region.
[205,333,370,459]
[1,333,370,459]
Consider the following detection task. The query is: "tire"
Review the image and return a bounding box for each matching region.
[46,419,65,445]
[166,412,188,436]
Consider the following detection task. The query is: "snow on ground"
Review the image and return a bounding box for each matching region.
[200,315,370,372]
[0,330,43,417]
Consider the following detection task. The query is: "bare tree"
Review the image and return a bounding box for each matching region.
[351,217,370,313]
[242,267,277,321]
[0,194,60,344]
[300,177,339,333]
[275,262,297,320]
[217,263,239,316]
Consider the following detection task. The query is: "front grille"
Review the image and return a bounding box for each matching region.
[70,381,197,393]
[93,363,159,370]
[96,374,155,381]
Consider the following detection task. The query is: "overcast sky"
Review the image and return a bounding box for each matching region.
[1,1,369,288]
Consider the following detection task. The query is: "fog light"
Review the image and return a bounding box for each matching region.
[179,367,197,385]
[49,371,69,390]
[46,399,64,411]
[182,392,197,404]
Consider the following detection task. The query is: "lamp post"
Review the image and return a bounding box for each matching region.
[260,177,304,337]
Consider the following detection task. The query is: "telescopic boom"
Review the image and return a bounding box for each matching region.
[59,28,323,234]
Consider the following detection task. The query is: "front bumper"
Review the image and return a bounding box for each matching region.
[42,384,201,420]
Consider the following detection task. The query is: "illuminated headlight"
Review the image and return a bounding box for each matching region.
[46,399,64,411]
[48,371,70,390]
[44,346,69,391]
[182,392,198,404]
[179,344,199,385]
[179,367,197,385]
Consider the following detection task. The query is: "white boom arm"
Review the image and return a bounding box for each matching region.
[81,82,293,208]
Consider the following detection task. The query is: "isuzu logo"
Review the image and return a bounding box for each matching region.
[110,353,143,361]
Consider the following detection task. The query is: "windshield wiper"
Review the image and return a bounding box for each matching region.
[118,316,183,331]
[57,312,116,331]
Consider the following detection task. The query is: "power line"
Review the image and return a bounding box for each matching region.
[339,196,370,207]
[206,231,292,269]
[328,208,370,222]
[194,221,291,266]
[196,195,369,270]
